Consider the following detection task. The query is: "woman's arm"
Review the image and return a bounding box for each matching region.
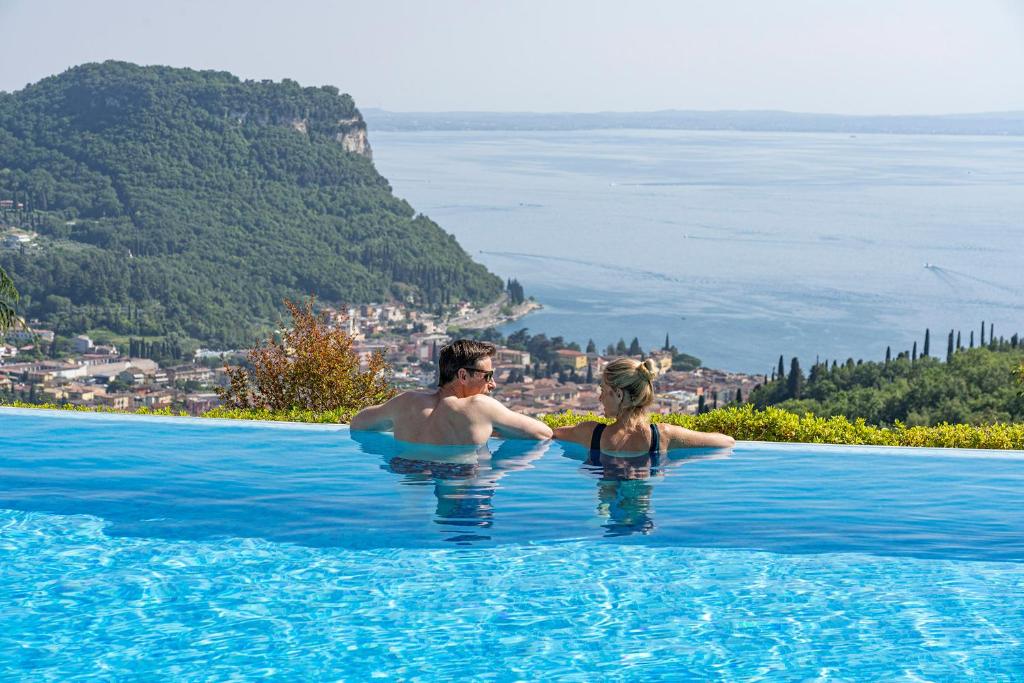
[663,424,735,449]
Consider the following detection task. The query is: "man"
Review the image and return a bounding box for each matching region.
[351,339,552,445]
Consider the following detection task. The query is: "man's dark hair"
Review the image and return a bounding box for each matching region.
[438,339,496,386]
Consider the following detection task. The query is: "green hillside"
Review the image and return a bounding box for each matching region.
[0,61,501,346]
[750,339,1024,427]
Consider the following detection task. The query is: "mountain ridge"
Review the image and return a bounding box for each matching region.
[0,61,502,347]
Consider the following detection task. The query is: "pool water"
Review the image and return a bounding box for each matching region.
[2,408,1023,679]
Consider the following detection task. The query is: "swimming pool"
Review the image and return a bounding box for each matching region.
[2,407,1023,679]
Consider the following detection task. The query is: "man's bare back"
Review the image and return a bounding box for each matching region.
[350,340,552,445]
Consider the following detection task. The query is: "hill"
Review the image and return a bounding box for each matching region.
[0,62,502,347]
[749,336,1024,427]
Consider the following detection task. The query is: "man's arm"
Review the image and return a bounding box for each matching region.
[477,396,552,440]
[350,396,399,432]
[552,421,598,448]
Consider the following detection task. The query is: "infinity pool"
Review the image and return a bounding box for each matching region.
[2,408,1023,679]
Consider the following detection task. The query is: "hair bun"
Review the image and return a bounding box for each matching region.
[638,359,658,381]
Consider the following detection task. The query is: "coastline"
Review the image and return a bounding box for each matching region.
[445,294,542,332]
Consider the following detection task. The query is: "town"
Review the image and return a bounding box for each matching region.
[1,298,765,418]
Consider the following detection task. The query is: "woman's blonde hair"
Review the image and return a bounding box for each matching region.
[602,357,659,418]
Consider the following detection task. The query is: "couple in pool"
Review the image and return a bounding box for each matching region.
[351,339,734,455]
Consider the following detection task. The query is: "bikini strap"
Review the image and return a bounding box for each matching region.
[650,423,662,469]
[587,423,606,465]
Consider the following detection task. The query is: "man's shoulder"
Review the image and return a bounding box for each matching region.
[394,389,436,402]
[466,393,503,409]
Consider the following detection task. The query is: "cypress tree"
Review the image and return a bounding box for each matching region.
[970,331,974,348]
[787,357,804,399]
[713,391,719,409]
[664,333,670,351]
[946,331,954,362]
[1012,333,1019,348]
[923,329,930,357]
[628,337,642,356]
[586,363,593,384]
[981,321,986,346]
[586,339,596,354]
[735,388,743,403]
[615,338,627,355]
[956,331,962,350]
[886,346,892,364]
[697,394,706,414]
[777,355,786,381]
[990,323,995,349]
[912,341,917,362]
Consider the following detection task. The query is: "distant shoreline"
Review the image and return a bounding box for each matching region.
[364,109,1024,137]
[445,295,542,333]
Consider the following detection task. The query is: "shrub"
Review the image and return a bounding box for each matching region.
[216,298,396,415]
[541,404,1024,450]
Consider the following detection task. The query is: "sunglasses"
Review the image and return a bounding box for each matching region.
[461,367,494,382]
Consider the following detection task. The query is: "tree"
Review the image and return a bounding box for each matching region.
[981,321,986,346]
[946,331,954,363]
[628,337,643,356]
[586,363,593,384]
[912,341,917,362]
[506,278,525,305]
[586,339,596,354]
[787,357,804,399]
[886,346,892,364]
[615,339,628,355]
[664,333,671,351]
[956,331,962,350]
[0,267,18,333]
[777,355,786,382]
[970,331,975,348]
[697,394,706,414]
[735,388,743,404]
[923,329,930,357]
[217,298,396,415]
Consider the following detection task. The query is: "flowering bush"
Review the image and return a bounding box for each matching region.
[216,298,396,415]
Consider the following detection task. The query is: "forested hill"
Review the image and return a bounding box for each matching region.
[0,61,502,346]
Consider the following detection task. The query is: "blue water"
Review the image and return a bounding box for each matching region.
[372,129,1024,372]
[2,408,1024,679]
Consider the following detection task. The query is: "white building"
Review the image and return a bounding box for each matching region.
[73,335,94,354]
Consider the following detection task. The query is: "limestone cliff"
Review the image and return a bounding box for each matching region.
[334,115,372,159]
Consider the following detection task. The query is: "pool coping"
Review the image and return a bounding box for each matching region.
[4,405,1023,456]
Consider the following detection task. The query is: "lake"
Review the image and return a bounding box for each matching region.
[372,129,1024,372]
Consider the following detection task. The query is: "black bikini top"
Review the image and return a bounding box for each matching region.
[586,423,661,467]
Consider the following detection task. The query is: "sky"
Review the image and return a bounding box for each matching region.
[1,0,1023,115]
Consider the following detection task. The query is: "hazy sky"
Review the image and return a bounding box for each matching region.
[2,0,1023,114]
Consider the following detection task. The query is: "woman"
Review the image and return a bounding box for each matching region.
[553,357,735,460]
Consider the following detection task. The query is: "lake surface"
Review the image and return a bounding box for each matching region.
[372,129,1024,372]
